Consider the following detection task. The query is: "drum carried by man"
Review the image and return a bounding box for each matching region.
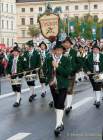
[85,45,103,108]
[23,40,41,102]
[6,46,24,107]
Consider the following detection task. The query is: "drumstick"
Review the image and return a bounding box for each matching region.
[0,68,40,81]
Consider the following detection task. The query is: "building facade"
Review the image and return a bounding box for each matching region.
[0,0,16,47]
[16,0,103,44]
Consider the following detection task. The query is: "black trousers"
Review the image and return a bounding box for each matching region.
[89,74,102,91]
[50,85,67,110]
[27,81,35,86]
[11,75,22,92]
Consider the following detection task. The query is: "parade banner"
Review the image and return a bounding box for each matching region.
[69,21,75,33]
[69,21,75,38]
[80,22,87,39]
[92,24,96,40]
[101,27,103,39]
[39,13,59,41]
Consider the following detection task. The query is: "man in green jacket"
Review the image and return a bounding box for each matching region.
[6,47,24,107]
[43,43,71,137]
[61,37,78,115]
[23,42,41,102]
[84,45,103,108]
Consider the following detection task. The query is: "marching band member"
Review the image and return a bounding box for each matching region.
[23,41,41,102]
[6,47,24,107]
[61,37,78,115]
[38,41,48,98]
[43,43,71,137]
[0,53,5,77]
[76,45,88,82]
[85,45,103,108]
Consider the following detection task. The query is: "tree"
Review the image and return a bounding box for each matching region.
[28,25,40,38]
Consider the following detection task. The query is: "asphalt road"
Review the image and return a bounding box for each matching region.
[0,79,103,140]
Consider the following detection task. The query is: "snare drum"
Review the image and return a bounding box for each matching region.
[93,73,103,82]
[11,78,22,85]
[25,74,37,82]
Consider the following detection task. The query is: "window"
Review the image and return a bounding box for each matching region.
[84,5,88,10]
[7,38,9,46]
[21,18,25,25]
[30,18,33,25]
[94,15,98,21]
[21,8,25,12]
[11,21,13,30]
[94,4,98,9]
[11,5,13,13]
[54,7,62,13]
[7,20,9,29]
[65,6,69,11]
[22,30,26,37]
[75,5,79,10]
[1,38,4,44]
[12,39,14,46]
[30,8,33,12]
[6,4,8,12]
[2,20,4,29]
[39,7,42,12]
[1,3,3,12]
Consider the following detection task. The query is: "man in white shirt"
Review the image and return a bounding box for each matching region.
[85,45,103,108]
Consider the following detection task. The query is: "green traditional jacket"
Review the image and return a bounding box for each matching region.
[64,48,79,75]
[76,52,88,70]
[6,55,25,75]
[84,52,103,73]
[43,54,72,89]
[23,49,41,71]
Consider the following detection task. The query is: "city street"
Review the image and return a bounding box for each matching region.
[0,79,103,140]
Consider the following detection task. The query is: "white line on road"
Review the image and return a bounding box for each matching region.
[7,133,31,140]
[0,85,41,99]
[72,97,94,110]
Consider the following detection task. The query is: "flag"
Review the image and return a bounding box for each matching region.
[80,22,86,38]
[69,21,75,38]
[92,24,96,40]
[101,27,103,39]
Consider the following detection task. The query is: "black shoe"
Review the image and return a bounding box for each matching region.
[49,101,54,108]
[41,92,46,98]
[13,98,21,107]
[95,102,101,108]
[65,106,72,115]
[29,94,37,103]
[102,97,103,100]
[78,78,82,82]
[60,124,64,131]
[84,76,88,80]
[93,101,97,105]
[54,126,61,137]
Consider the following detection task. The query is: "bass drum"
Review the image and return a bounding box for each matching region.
[11,78,22,85]
[93,73,103,83]
[25,74,37,82]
